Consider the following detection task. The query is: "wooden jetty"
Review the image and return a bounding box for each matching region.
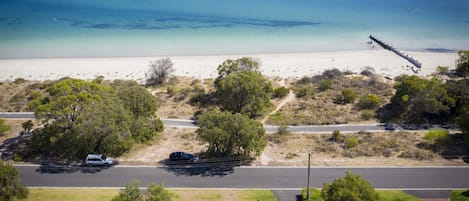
[369,35,422,69]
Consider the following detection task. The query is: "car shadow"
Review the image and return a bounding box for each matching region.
[160,156,251,177]
[35,162,119,174]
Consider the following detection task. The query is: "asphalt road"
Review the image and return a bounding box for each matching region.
[0,112,453,133]
[17,165,469,189]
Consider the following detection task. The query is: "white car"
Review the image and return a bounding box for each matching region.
[85,154,113,166]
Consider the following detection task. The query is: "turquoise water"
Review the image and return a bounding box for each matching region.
[1,0,469,58]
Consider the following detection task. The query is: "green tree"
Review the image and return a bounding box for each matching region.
[27,78,163,160]
[456,50,469,78]
[196,109,267,157]
[321,171,379,201]
[389,76,454,123]
[456,107,469,143]
[0,160,28,201]
[28,78,107,127]
[215,57,259,84]
[112,80,158,118]
[215,70,273,118]
[146,183,173,201]
[21,120,33,133]
[0,119,11,136]
[112,180,143,201]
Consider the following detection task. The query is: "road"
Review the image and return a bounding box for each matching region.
[0,112,453,133]
[17,165,469,189]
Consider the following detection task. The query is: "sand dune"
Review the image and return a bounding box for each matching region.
[0,49,458,81]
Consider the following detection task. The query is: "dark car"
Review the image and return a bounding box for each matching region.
[169,152,198,162]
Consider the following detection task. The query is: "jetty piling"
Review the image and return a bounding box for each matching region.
[369,35,422,69]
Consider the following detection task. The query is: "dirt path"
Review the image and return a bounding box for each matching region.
[262,79,295,124]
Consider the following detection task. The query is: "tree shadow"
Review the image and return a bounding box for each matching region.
[159,154,250,177]
[35,162,118,174]
[417,133,469,164]
[0,132,31,161]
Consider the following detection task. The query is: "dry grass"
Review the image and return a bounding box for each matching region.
[266,73,395,125]
[255,131,466,166]
[117,127,206,165]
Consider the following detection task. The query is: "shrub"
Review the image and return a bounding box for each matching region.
[451,190,469,201]
[27,90,42,101]
[357,94,380,110]
[347,137,359,148]
[424,129,450,145]
[335,88,357,104]
[360,110,375,120]
[302,188,324,201]
[146,58,175,86]
[321,171,379,201]
[166,86,176,97]
[436,66,449,75]
[331,130,344,142]
[0,119,11,136]
[295,86,313,98]
[13,78,27,84]
[273,87,290,98]
[398,149,433,160]
[322,69,342,79]
[285,152,299,159]
[360,67,375,76]
[319,79,332,91]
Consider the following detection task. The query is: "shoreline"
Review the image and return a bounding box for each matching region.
[0,49,458,81]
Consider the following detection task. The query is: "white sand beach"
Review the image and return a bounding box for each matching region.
[0,49,458,81]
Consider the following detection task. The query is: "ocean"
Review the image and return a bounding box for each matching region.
[1,0,468,58]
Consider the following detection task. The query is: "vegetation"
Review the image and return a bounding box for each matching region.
[196,109,267,157]
[335,88,357,105]
[0,160,28,201]
[0,119,11,136]
[112,180,172,201]
[27,189,276,201]
[456,50,469,78]
[26,78,163,160]
[319,79,332,91]
[388,75,454,124]
[424,129,450,145]
[273,86,289,99]
[321,171,379,201]
[357,94,380,110]
[146,58,175,86]
[451,190,469,201]
[21,120,33,133]
[302,189,419,201]
[214,58,273,118]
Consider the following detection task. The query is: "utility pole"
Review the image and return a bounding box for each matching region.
[306,145,312,200]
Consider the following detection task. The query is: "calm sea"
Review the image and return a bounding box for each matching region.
[1,0,468,58]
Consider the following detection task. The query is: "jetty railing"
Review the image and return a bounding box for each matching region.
[369,35,422,69]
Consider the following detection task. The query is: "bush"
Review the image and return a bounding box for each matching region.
[302,188,324,201]
[424,129,450,145]
[273,87,290,98]
[335,88,357,104]
[360,110,375,120]
[357,94,380,110]
[321,171,379,201]
[0,119,11,136]
[331,130,344,143]
[166,86,176,97]
[451,190,469,201]
[360,67,375,76]
[319,79,332,91]
[13,78,27,84]
[295,86,313,98]
[347,137,359,148]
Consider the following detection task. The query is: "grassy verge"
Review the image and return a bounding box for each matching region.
[27,188,119,201]
[27,188,277,201]
[301,188,420,201]
[378,190,420,201]
[451,190,469,201]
